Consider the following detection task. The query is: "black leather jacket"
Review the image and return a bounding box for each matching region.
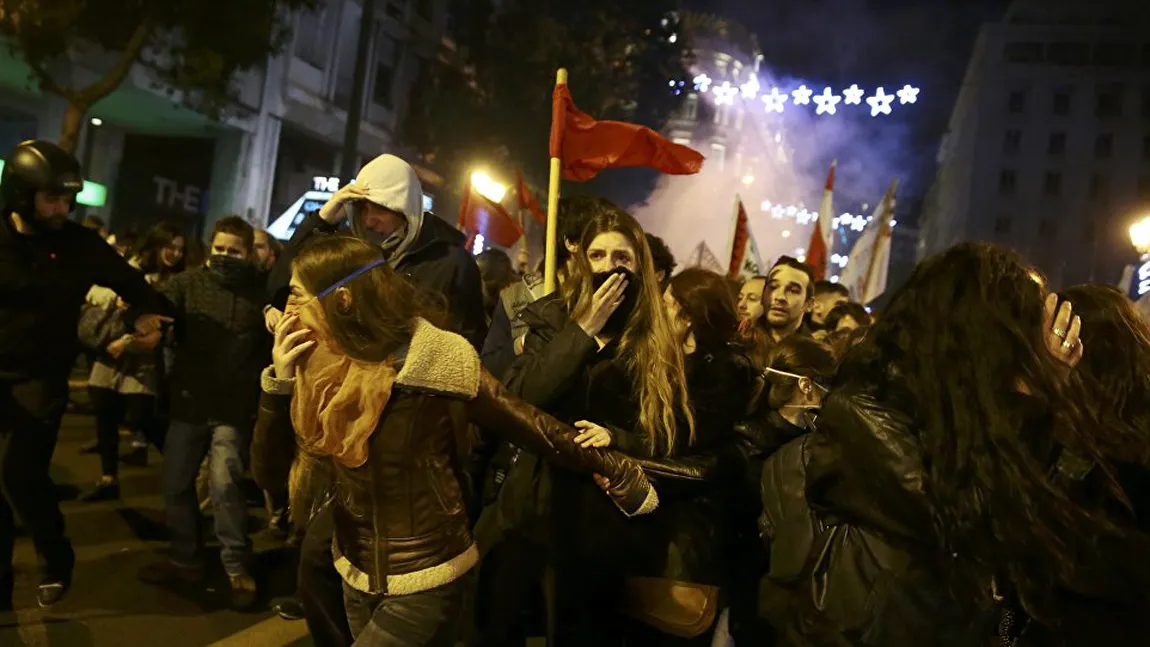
[759,383,981,646]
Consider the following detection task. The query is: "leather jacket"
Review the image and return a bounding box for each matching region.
[252,320,656,596]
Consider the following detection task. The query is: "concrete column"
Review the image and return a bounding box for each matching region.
[205,129,244,234]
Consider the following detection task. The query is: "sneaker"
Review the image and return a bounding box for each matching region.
[37,580,70,608]
[228,573,258,610]
[272,596,305,620]
[137,560,205,586]
[79,478,120,503]
[120,446,148,468]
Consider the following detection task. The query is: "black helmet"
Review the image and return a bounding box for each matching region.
[1,140,84,217]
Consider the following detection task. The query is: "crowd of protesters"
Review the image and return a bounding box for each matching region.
[3,138,1150,647]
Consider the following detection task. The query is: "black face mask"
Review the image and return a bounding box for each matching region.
[208,254,256,285]
[591,266,640,337]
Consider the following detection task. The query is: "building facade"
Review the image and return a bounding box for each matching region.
[918,0,1150,287]
[0,0,448,238]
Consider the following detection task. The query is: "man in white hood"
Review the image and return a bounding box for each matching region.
[267,154,485,348]
[263,154,486,646]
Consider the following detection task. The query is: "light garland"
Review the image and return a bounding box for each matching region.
[682,74,921,117]
[760,200,895,233]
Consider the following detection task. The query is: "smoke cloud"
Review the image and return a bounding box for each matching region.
[633,0,1001,272]
[632,69,914,272]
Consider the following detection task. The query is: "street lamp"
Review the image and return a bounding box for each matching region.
[1130,215,1150,256]
[471,171,508,203]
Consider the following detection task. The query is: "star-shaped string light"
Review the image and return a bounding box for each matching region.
[842,84,865,105]
[866,87,894,116]
[896,84,920,104]
[791,85,813,105]
[693,73,712,93]
[761,87,788,113]
[739,75,760,99]
[813,87,842,115]
[712,81,738,106]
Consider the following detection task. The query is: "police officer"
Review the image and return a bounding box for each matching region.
[0,140,172,609]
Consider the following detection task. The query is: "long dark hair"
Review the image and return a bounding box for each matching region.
[837,242,1128,619]
[133,221,186,278]
[561,201,694,454]
[292,236,445,363]
[667,268,739,351]
[1060,284,1150,466]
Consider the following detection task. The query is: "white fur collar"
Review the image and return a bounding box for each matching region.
[395,318,480,399]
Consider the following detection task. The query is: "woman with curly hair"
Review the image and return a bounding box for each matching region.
[760,242,1150,646]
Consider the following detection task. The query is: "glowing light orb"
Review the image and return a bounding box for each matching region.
[791,85,813,105]
[867,87,894,116]
[813,87,842,115]
[896,85,919,105]
[842,84,865,105]
[693,74,712,93]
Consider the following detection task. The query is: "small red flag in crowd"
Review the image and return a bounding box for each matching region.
[515,170,545,224]
[805,162,837,281]
[549,83,705,181]
[457,177,522,248]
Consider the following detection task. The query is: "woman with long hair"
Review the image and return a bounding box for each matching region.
[250,236,655,646]
[132,221,186,283]
[1026,283,1150,645]
[607,267,755,646]
[485,200,694,646]
[761,242,1150,645]
[78,221,186,498]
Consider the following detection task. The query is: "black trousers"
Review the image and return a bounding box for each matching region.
[299,503,354,647]
[0,377,75,590]
[88,387,158,477]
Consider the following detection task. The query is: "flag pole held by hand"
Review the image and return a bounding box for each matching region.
[544,68,568,295]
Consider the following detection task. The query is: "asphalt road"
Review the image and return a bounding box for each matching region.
[0,394,314,647]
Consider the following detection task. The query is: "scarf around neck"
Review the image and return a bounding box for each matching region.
[289,299,399,468]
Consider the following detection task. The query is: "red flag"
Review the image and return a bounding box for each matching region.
[458,177,522,248]
[805,163,836,281]
[549,83,704,181]
[515,170,545,224]
[806,224,828,282]
[726,198,763,279]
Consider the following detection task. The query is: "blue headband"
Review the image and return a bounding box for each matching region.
[317,258,388,298]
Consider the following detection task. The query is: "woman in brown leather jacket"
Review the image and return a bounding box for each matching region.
[250,236,656,646]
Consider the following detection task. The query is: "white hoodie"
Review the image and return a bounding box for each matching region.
[350,154,425,266]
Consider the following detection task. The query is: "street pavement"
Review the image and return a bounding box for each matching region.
[0,395,314,647]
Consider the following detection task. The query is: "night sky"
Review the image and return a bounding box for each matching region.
[683,0,1012,204]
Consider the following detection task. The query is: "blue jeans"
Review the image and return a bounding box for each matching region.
[343,574,470,646]
[162,419,251,576]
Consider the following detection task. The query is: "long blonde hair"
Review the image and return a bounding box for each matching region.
[562,203,694,455]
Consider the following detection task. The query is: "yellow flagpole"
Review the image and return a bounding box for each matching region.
[544,68,568,295]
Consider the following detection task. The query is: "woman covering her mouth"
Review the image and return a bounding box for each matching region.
[250,235,656,645]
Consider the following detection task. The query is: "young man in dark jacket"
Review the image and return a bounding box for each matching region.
[137,216,268,610]
[262,154,486,644]
[0,140,172,609]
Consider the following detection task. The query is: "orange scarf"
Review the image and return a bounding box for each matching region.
[290,300,397,468]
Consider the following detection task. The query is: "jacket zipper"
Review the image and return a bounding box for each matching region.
[371,468,384,592]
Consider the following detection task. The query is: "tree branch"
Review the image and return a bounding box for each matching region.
[76,16,156,106]
[26,59,70,100]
